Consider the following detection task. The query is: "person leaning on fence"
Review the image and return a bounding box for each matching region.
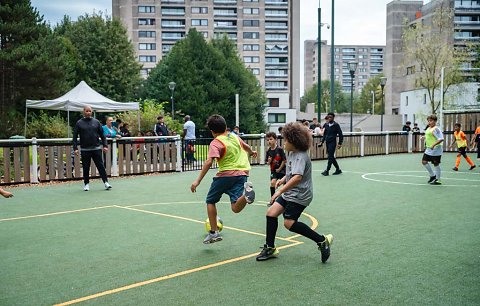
[73,106,112,191]
[0,187,13,198]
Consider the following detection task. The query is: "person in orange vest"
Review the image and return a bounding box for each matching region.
[449,123,476,171]
[470,122,480,161]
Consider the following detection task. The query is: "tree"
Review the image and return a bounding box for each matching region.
[55,14,142,101]
[300,80,346,114]
[0,0,76,137]
[356,75,384,114]
[402,1,466,114]
[143,29,266,133]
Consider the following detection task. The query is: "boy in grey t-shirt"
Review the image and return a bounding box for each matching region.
[256,122,333,263]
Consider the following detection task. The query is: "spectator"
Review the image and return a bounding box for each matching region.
[412,123,421,134]
[120,123,131,137]
[73,105,112,191]
[313,123,324,136]
[112,118,122,133]
[103,117,121,139]
[154,116,170,137]
[309,117,319,130]
[0,187,13,198]
[232,126,240,135]
[402,121,412,134]
[183,115,196,163]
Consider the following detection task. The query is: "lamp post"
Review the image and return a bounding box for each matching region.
[168,81,176,119]
[370,90,375,115]
[380,77,387,131]
[317,4,330,120]
[347,61,357,133]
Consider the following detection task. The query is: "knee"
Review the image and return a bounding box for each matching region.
[231,206,241,214]
[284,219,294,230]
[421,161,427,165]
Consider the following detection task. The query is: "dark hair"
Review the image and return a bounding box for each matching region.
[116,119,122,123]
[266,132,277,139]
[454,123,461,128]
[327,112,335,117]
[406,121,411,124]
[207,114,227,133]
[157,116,164,120]
[278,126,283,132]
[282,122,311,151]
[414,123,418,126]
[427,114,437,121]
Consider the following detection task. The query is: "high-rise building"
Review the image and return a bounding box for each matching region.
[304,41,385,93]
[112,0,300,130]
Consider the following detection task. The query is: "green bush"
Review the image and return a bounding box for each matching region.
[27,112,69,138]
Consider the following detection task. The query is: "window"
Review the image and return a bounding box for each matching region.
[191,7,208,14]
[162,45,174,53]
[268,98,279,107]
[266,69,287,77]
[162,32,185,40]
[268,113,286,123]
[265,33,287,40]
[405,96,409,106]
[243,0,259,2]
[162,20,185,27]
[192,19,208,26]
[265,81,287,89]
[265,9,288,16]
[250,68,260,75]
[138,6,155,13]
[243,20,260,27]
[243,32,260,39]
[138,31,156,38]
[139,43,156,50]
[243,44,260,51]
[139,55,156,62]
[265,44,287,52]
[243,8,259,14]
[406,66,416,75]
[138,18,155,25]
[243,56,260,63]
[162,8,185,15]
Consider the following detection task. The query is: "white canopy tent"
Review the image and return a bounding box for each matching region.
[25,81,140,136]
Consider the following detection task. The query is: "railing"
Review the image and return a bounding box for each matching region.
[0,131,446,185]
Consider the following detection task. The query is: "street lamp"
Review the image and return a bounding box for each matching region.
[317,4,330,120]
[347,61,357,132]
[168,81,176,119]
[380,77,387,131]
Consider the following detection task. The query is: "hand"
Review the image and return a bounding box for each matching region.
[191,180,200,193]
[275,180,283,189]
[318,143,323,147]
[275,168,281,173]
[267,156,272,164]
[74,149,79,156]
[270,191,281,206]
[337,144,342,149]
[250,151,258,158]
[103,147,109,153]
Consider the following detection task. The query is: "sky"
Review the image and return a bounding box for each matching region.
[30,0,396,92]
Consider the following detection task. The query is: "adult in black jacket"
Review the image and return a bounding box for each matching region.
[73,105,112,191]
[319,113,343,176]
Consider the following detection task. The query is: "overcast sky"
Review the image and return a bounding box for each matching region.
[31,0,398,92]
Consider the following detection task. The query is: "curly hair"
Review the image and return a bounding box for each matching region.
[281,122,312,151]
[265,131,277,139]
[207,114,227,133]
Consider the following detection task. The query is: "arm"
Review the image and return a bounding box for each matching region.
[449,138,456,149]
[73,123,79,153]
[337,124,344,147]
[240,139,257,158]
[276,160,286,173]
[191,157,213,192]
[99,122,108,152]
[271,175,302,204]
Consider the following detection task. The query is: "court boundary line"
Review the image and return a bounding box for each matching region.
[0,205,115,222]
[362,170,480,187]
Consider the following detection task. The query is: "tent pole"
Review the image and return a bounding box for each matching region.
[137,112,141,132]
[67,109,70,138]
[24,107,28,137]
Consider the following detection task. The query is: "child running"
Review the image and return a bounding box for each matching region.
[191,114,257,244]
[421,114,444,185]
[449,123,476,171]
[265,132,286,203]
[256,122,333,263]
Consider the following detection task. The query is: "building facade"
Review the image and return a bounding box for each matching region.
[112,0,300,131]
[304,41,385,93]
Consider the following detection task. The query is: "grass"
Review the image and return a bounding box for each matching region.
[0,153,479,305]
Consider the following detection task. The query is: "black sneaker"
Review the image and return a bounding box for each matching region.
[318,234,333,263]
[332,169,342,175]
[469,165,476,171]
[256,244,279,261]
[452,167,458,171]
[427,176,436,183]
[430,179,442,185]
[321,170,329,176]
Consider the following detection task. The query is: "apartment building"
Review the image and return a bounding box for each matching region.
[112,0,300,131]
[304,41,385,93]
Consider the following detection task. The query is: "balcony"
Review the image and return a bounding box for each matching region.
[265,0,288,5]
[213,0,237,4]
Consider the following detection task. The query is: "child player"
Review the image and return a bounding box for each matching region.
[449,123,476,171]
[191,115,257,244]
[421,114,444,185]
[265,132,286,204]
[256,122,333,263]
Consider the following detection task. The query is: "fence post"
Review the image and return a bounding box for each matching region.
[407,131,413,153]
[175,136,182,172]
[260,133,266,164]
[112,138,118,176]
[360,132,365,157]
[385,131,389,155]
[31,137,39,184]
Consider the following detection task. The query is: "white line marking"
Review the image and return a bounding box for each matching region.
[362,171,480,187]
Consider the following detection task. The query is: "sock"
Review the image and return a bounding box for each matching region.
[455,156,461,168]
[434,165,441,180]
[270,187,275,197]
[466,156,474,166]
[266,216,278,248]
[424,163,434,176]
[289,221,325,244]
[209,230,215,234]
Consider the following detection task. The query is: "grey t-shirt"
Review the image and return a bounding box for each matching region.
[282,151,313,206]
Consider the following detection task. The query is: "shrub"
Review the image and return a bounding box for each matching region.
[27,112,69,138]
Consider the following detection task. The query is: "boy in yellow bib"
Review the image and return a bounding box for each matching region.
[449,123,476,171]
[191,115,257,244]
[421,115,444,185]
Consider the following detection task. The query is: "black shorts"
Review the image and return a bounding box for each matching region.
[457,146,467,157]
[270,171,285,180]
[275,196,306,221]
[422,153,441,164]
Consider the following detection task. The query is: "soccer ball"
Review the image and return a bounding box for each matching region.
[205,217,223,233]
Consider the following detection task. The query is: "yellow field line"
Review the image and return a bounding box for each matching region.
[54,241,304,306]
[113,205,300,243]
[0,206,115,222]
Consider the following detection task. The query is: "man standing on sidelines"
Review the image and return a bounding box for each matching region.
[320,113,343,176]
[73,105,112,191]
[183,115,196,163]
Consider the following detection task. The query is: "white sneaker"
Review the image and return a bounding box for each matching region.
[104,182,112,190]
[83,184,89,191]
[244,181,255,204]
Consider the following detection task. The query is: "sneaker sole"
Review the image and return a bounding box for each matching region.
[203,237,223,244]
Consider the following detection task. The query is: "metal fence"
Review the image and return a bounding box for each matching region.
[0,131,459,185]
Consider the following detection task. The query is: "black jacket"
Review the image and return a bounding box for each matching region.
[321,121,344,145]
[73,117,107,150]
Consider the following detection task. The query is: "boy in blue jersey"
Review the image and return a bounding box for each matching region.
[191,115,257,244]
